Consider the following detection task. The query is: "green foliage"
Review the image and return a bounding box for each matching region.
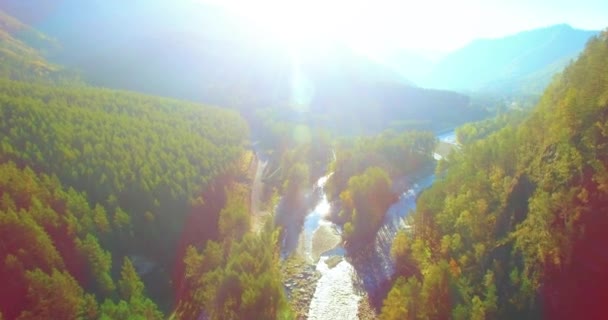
[0,78,247,214]
[174,185,290,320]
[282,162,310,199]
[0,77,248,285]
[178,230,290,320]
[391,231,415,276]
[379,277,421,320]
[380,31,608,319]
[327,130,436,201]
[319,129,436,247]
[340,167,394,243]
[98,257,163,320]
[118,257,144,301]
[99,296,163,320]
[456,109,528,145]
[76,234,115,294]
[112,207,131,230]
[0,161,162,319]
[18,268,88,320]
[218,184,250,240]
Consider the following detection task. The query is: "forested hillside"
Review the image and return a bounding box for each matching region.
[0,9,301,318]
[0,10,77,83]
[0,76,257,317]
[455,109,529,145]
[381,31,608,319]
[0,161,162,319]
[0,78,248,254]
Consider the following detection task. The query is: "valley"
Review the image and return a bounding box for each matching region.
[279,131,457,319]
[0,3,607,320]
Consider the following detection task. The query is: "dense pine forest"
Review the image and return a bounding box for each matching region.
[0,161,163,319]
[0,4,607,320]
[0,78,303,320]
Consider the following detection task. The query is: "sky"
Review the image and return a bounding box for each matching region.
[3,0,605,56]
[193,0,607,54]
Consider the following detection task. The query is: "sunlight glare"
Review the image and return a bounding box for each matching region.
[193,0,481,55]
[211,0,374,51]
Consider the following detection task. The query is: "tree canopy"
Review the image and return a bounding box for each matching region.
[0,161,162,319]
[381,31,608,319]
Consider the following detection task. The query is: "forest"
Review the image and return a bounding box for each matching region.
[380,31,608,320]
[0,9,296,318]
[0,161,162,319]
[0,75,280,318]
[327,130,436,246]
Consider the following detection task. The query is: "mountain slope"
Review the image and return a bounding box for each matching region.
[0,77,250,313]
[424,24,598,95]
[1,2,485,133]
[0,6,289,319]
[381,30,608,319]
[0,10,77,83]
[0,162,164,319]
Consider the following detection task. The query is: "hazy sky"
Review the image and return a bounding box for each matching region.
[4,0,605,55]
[195,0,607,53]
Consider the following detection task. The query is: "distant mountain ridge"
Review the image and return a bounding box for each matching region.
[0,2,485,134]
[0,10,67,81]
[422,24,599,95]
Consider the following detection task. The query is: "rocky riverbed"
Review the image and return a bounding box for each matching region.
[281,257,321,319]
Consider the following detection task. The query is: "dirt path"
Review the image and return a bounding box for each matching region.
[250,155,268,232]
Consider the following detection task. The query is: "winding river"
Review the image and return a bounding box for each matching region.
[283,131,457,319]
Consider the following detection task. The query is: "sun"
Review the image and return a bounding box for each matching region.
[206,0,375,52]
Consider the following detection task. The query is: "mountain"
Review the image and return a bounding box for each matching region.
[423,24,599,95]
[370,49,439,84]
[1,1,486,133]
[0,10,74,82]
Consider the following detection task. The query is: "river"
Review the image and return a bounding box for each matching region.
[283,131,457,319]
